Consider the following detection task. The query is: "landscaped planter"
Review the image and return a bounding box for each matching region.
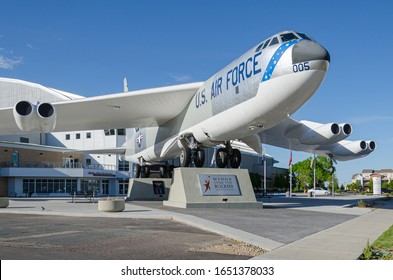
[0,197,9,208]
[98,198,125,212]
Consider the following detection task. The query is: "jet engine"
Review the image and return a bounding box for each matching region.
[13,101,56,133]
[286,121,340,145]
[331,140,367,156]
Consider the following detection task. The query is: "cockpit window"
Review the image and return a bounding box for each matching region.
[262,39,271,49]
[296,32,313,41]
[269,37,279,46]
[280,33,299,42]
[255,43,264,52]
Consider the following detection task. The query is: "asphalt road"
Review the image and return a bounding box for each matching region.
[0,214,248,260]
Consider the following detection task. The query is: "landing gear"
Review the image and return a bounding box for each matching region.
[180,147,191,167]
[180,147,205,167]
[134,164,151,178]
[216,148,228,168]
[159,165,173,178]
[215,143,241,168]
[180,135,205,167]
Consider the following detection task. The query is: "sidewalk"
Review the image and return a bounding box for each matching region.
[253,199,393,259]
[2,196,392,260]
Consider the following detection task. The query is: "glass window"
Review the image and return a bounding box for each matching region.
[280,33,299,42]
[76,133,81,140]
[269,37,279,46]
[23,179,29,194]
[297,32,313,41]
[66,179,77,193]
[65,134,71,140]
[262,39,271,49]
[255,42,264,52]
[104,129,116,136]
[86,132,91,139]
[117,129,126,136]
[119,160,130,171]
[60,180,65,193]
[20,137,29,143]
[36,179,42,193]
[118,179,129,195]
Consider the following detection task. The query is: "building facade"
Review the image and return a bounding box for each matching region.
[352,169,393,191]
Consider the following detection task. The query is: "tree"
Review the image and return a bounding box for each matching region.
[291,156,337,191]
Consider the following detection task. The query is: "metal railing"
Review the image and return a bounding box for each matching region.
[0,161,118,171]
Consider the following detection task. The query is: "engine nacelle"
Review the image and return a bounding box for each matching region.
[37,102,57,133]
[331,140,367,156]
[362,140,377,155]
[287,121,340,145]
[13,101,56,133]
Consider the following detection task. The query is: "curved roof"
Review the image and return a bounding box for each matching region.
[0,77,84,108]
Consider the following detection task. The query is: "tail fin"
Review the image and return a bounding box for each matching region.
[123,77,129,92]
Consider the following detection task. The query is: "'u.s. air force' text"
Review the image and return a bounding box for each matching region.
[195,52,261,108]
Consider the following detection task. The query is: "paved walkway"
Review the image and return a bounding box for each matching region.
[1,195,392,259]
[254,198,393,259]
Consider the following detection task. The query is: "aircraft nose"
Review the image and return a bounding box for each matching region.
[292,40,330,64]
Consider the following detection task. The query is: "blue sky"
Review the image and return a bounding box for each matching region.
[1,0,392,185]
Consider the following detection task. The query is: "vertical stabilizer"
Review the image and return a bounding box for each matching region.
[123,77,129,92]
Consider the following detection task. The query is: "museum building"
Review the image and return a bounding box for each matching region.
[0,78,284,197]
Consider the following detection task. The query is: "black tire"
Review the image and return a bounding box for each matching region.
[134,164,141,178]
[159,166,167,178]
[140,166,150,178]
[180,147,191,167]
[216,148,228,168]
[195,149,205,167]
[145,166,150,178]
[230,149,241,168]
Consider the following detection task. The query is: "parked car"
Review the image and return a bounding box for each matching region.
[307,187,331,196]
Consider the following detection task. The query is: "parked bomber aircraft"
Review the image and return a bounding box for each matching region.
[0,30,376,177]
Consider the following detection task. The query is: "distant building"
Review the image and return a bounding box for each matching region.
[352,169,393,191]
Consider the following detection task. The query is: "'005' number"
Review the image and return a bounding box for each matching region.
[293,62,310,73]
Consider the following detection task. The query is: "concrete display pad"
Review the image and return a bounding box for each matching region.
[0,197,9,208]
[127,178,171,201]
[163,168,263,208]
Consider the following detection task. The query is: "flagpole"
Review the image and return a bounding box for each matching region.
[289,150,292,198]
[289,164,292,197]
[313,153,316,197]
[263,148,266,197]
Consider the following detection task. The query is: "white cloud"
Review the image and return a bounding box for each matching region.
[0,55,23,70]
[26,43,33,49]
[168,73,192,82]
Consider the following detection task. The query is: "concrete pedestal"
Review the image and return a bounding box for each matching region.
[163,168,262,208]
[98,199,125,212]
[0,197,9,208]
[127,178,171,201]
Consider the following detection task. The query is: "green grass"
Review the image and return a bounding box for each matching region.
[360,225,393,260]
[373,225,393,251]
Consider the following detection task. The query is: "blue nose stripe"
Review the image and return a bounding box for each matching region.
[262,39,300,82]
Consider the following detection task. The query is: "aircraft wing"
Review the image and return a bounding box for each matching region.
[0,82,203,135]
[257,117,376,161]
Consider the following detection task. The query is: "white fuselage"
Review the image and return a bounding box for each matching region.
[125,33,329,164]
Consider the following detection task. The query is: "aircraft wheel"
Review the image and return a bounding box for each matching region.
[216,148,228,168]
[134,164,141,178]
[180,147,191,167]
[140,166,150,178]
[195,149,205,167]
[230,149,241,168]
[159,166,167,178]
[167,165,174,178]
